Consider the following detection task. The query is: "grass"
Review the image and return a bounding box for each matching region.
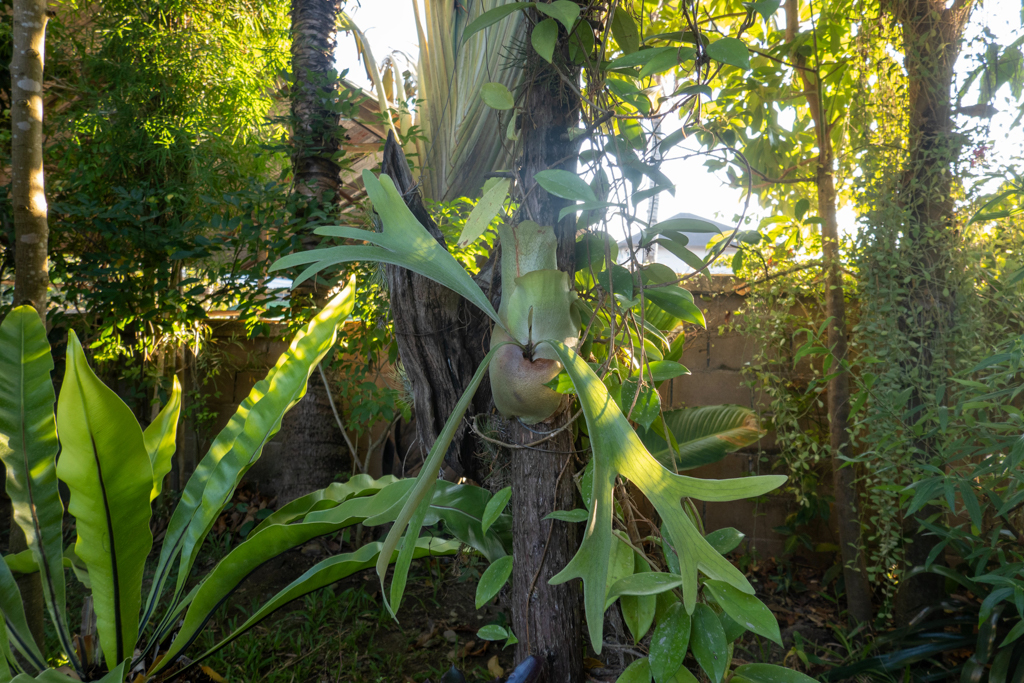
[189,555,511,683]
[196,587,392,682]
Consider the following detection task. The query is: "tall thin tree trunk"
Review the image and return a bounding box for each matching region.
[509,11,584,680]
[11,0,49,318]
[784,0,873,624]
[9,0,50,648]
[889,0,974,625]
[819,167,876,624]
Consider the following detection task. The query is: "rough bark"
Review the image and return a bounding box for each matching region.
[290,0,343,203]
[511,426,582,683]
[379,133,496,480]
[9,0,50,648]
[784,0,873,625]
[257,377,348,503]
[286,0,357,492]
[509,16,584,681]
[888,0,974,625]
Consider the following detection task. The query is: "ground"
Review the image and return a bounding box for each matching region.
[189,522,849,683]
[183,483,517,683]
[194,547,515,683]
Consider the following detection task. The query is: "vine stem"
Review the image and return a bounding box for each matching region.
[318,363,363,472]
[469,411,582,450]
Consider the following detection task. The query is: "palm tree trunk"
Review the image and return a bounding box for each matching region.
[290,0,343,203]
[285,0,351,490]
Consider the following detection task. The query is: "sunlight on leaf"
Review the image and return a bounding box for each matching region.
[542,340,785,652]
[271,171,502,329]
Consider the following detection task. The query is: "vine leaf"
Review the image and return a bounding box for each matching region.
[691,603,728,683]
[543,340,786,652]
[534,169,598,203]
[481,82,515,110]
[532,18,558,63]
[704,579,782,645]
[731,663,820,683]
[482,486,512,534]
[611,10,640,54]
[534,0,580,33]
[706,38,751,70]
[644,286,706,326]
[650,602,691,683]
[463,3,532,42]
[475,555,513,609]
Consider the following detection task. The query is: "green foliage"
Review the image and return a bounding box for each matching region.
[727,271,838,550]
[0,309,75,667]
[35,0,302,339]
[290,172,789,668]
[832,335,1024,681]
[546,339,784,648]
[0,289,479,682]
[0,0,384,436]
[285,0,822,672]
[273,171,502,325]
[639,405,764,471]
[0,292,511,682]
[372,344,505,617]
[475,555,513,609]
[57,331,155,669]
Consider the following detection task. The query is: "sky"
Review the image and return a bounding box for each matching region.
[336,0,1024,239]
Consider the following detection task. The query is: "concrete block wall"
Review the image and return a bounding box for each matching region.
[660,276,838,563]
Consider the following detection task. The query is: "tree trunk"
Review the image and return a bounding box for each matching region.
[9,0,49,649]
[287,0,360,493]
[290,0,343,204]
[509,13,584,681]
[819,163,875,625]
[511,426,582,683]
[784,0,873,625]
[259,376,349,503]
[379,133,497,481]
[888,0,973,625]
[11,0,49,318]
